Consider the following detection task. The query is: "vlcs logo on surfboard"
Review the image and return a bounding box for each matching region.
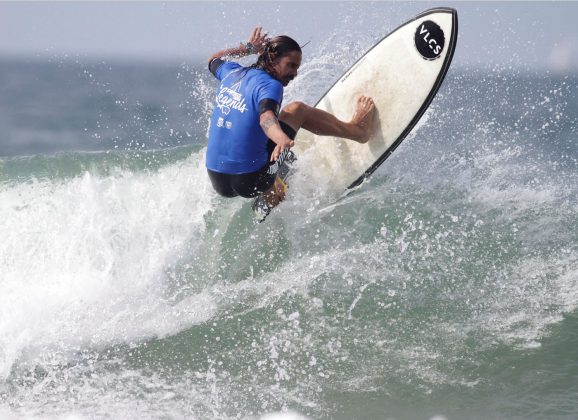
[414,20,445,60]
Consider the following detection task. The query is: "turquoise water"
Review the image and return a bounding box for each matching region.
[1,35,578,420]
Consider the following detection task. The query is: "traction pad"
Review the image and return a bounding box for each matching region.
[251,150,297,222]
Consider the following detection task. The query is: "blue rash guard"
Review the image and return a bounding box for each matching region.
[206,61,284,174]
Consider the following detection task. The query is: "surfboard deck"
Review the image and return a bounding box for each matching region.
[252,8,458,222]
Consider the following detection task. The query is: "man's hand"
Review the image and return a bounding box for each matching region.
[249,26,269,54]
[260,111,295,162]
[248,27,270,54]
[270,138,294,162]
[208,26,270,64]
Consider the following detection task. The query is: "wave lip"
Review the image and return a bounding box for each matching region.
[0,151,215,379]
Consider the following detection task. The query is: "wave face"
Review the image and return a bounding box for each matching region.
[2,14,578,420]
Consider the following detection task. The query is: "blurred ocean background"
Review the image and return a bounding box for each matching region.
[1,2,578,419]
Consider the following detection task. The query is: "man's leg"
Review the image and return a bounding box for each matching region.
[260,95,376,211]
[262,175,287,207]
[278,95,376,143]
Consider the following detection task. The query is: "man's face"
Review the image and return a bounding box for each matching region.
[272,51,302,86]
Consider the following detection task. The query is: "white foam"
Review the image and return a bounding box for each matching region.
[260,411,311,420]
[0,151,217,378]
[0,408,21,420]
[471,252,578,349]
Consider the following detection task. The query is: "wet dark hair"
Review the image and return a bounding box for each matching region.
[251,35,302,74]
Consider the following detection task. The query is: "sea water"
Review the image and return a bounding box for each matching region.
[1,29,578,420]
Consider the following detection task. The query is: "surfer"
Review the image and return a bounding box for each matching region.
[206,27,375,208]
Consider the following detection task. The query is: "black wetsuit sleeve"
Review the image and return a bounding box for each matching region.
[208,58,225,77]
[259,98,281,117]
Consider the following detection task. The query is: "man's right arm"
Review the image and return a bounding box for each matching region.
[208,27,269,76]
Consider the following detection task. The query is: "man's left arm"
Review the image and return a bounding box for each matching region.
[260,110,294,162]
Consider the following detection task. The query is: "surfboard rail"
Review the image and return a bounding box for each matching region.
[310,8,458,190]
[347,7,458,189]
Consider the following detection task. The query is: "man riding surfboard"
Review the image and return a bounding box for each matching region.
[206,27,376,215]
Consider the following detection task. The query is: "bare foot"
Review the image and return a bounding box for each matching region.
[262,176,287,208]
[349,96,376,143]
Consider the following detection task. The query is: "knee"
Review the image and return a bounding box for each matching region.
[280,101,307,118]
[207,170,238,198]
[212,184,237,198]
[279,101,309,130]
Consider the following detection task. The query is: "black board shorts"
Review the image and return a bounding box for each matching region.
[207,121,297,198]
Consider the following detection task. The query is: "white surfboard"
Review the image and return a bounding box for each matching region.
[293,7,458,190]
[253,8,458,221]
